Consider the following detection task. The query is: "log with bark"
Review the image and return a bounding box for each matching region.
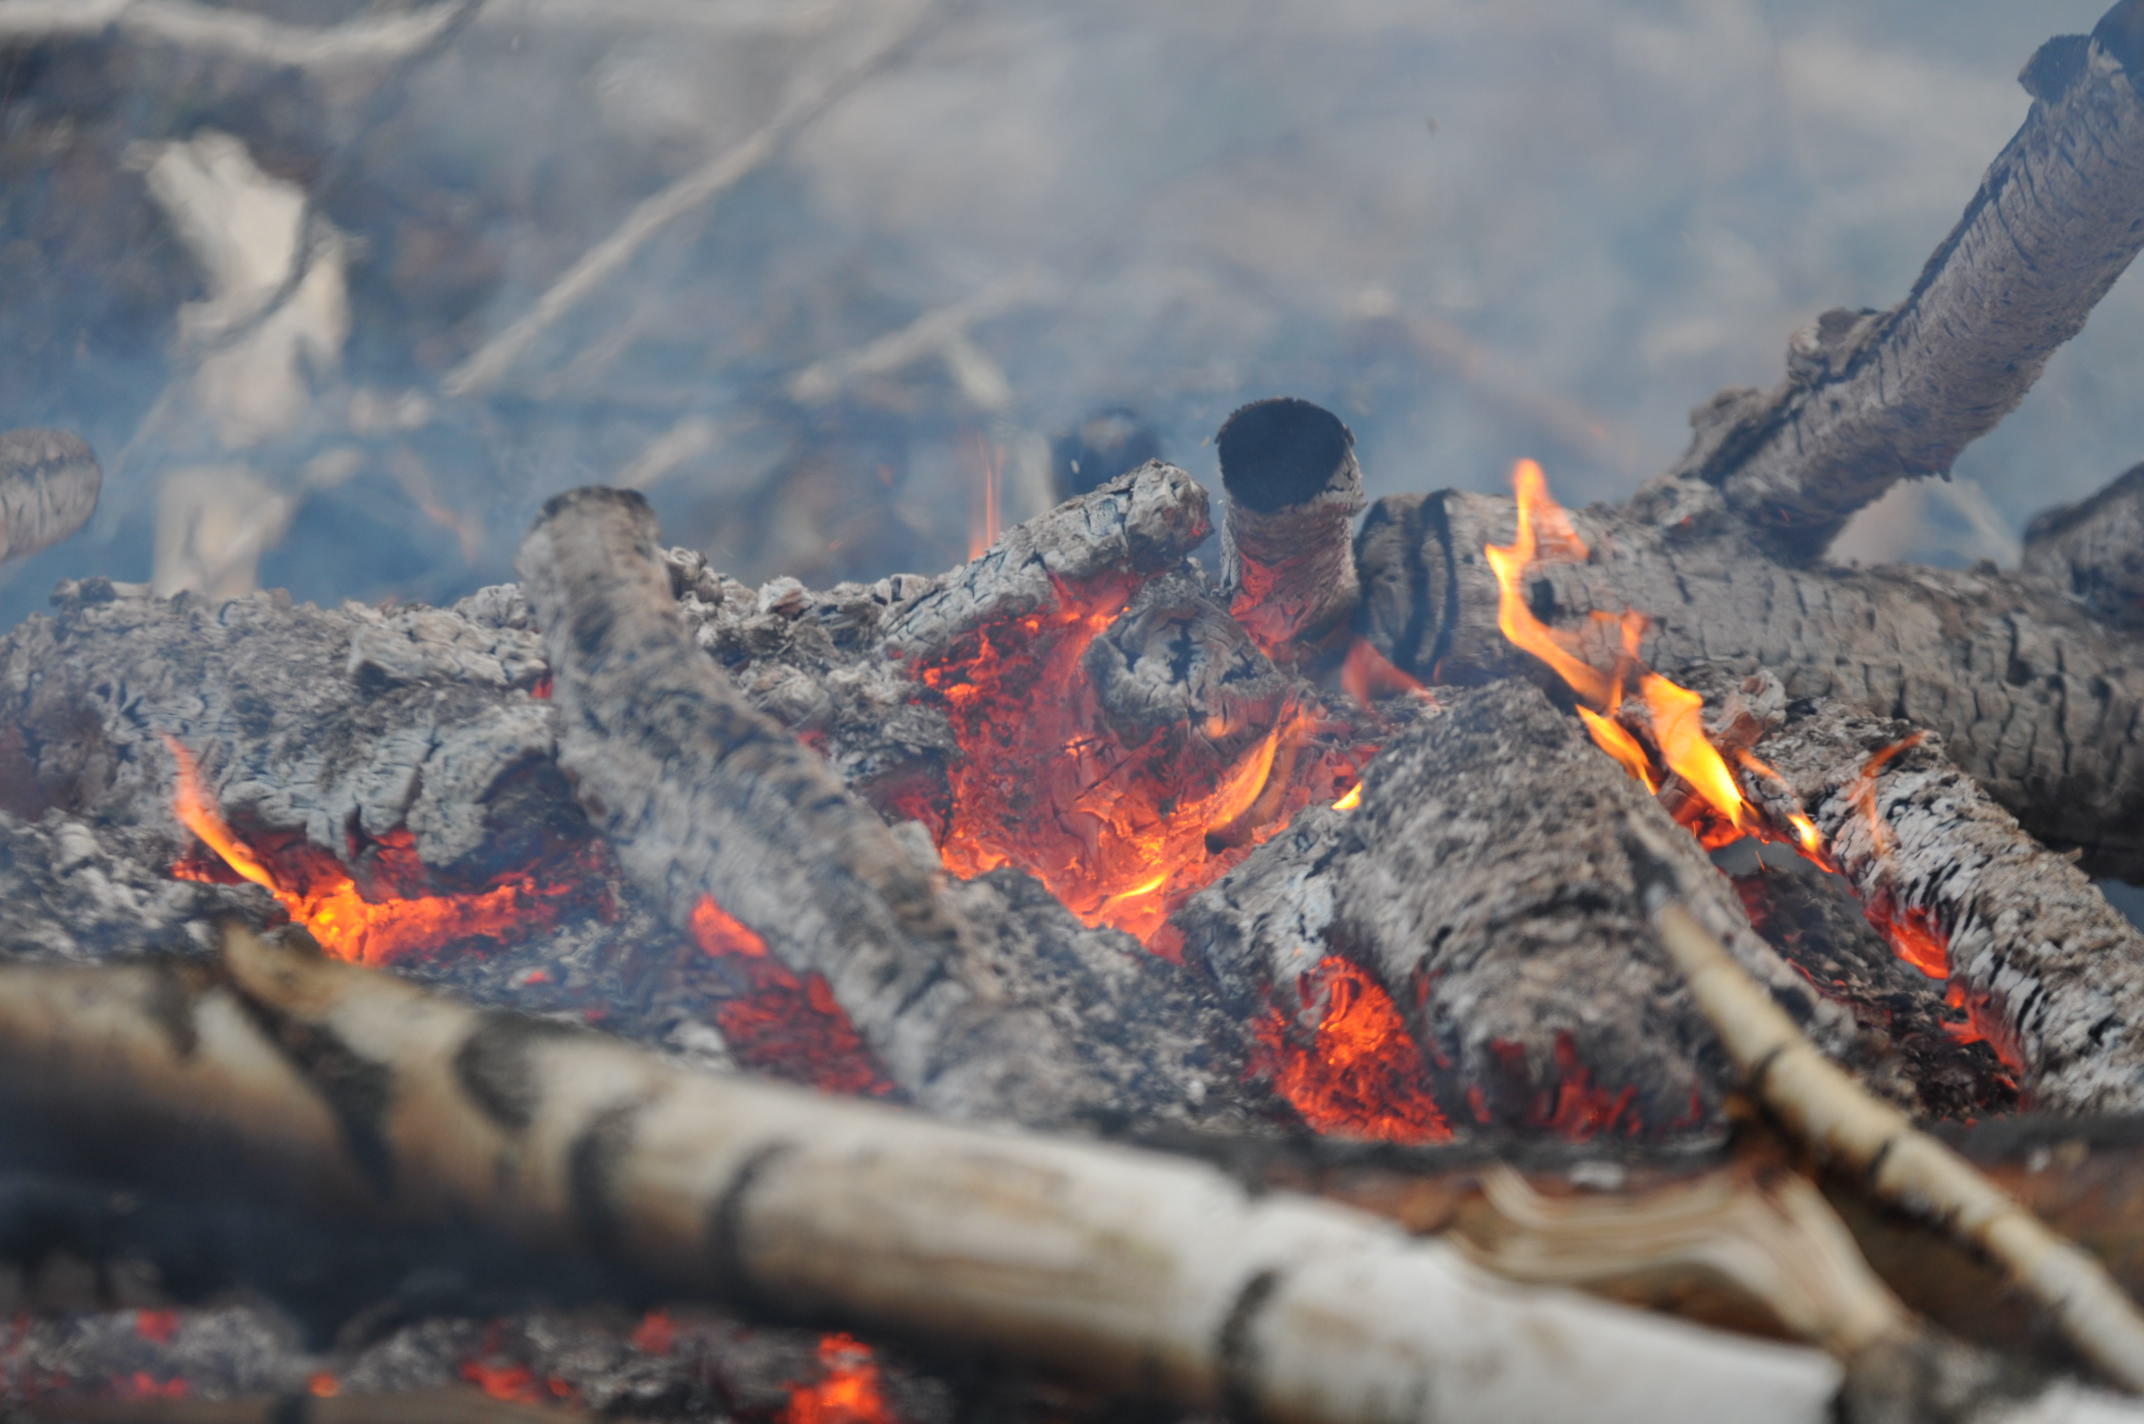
[12,922,2144,1424]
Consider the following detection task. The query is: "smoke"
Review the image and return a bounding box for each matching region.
[0,0,2128,627]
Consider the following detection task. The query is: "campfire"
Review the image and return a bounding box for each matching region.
[9,3,2144,1423]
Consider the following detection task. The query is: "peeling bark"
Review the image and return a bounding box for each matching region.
[2025,462,2144,631]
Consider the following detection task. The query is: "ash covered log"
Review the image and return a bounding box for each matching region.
[2025,462,2144,631]
[1724,679,2144,1115]
[1356,487,2144,878]
[516,485,1257,1131]
[1177,680,1887,1136]
[0,427,100,566]
[1665,0,2144,560]
[1216,398,1365,663]
[0,927,1864,1424]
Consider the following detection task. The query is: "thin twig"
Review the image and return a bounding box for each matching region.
[1632,832,2144,1392]
[442,0,952,399]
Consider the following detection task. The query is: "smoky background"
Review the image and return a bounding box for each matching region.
[0,0,2132,631]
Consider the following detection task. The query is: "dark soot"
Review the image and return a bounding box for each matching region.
[1215,398,1354,514]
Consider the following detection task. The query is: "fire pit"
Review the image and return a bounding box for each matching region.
[7,3,2144,1423]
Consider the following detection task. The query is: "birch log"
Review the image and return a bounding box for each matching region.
[0,929,1845,1424]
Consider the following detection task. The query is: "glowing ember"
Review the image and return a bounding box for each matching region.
[1482,463,1748,839]
[784,1333,897,1424]
[166,737,584,966]
[459,1357,574,1406]
[1488,1035,1640,1139]
[1255,957,1451,1143]
[688,896,891,1097]
[132,1311,178,1346]
[1332,781,1363,812]
[915,582,1358,943]
[630,1309,676,1355]
[308,1373,341,1398]
[1338,637,1434,707]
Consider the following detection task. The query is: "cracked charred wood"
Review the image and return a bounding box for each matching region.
[1176,680,1889,1137]
[516,485,1255,1131]
[1716,678,2144,1116]
[0,427,100,566]
[0,927,1865,1424]
[0,576,567,891]
[1356,487,2144,879]
[1660,0,2144,561]
[2024,462,2144,631]
[1216,398,1364,663]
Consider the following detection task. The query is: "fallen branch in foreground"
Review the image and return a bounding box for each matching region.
[0,0,470,67]
[0,925,1887,1424]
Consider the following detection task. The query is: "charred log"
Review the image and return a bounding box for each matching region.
[1723,679,2144,1115]
[515,485,1257,1131]
[1176,680,1887,1137]
[1662,0,2144,560]
[1215,398,1365,663]
[1356,487,2144,879]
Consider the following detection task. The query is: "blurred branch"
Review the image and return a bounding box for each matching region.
[442,0,955,399]
[784,269,1045,407]
[0,0,470,67]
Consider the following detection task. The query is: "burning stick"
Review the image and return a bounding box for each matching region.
[1634,849,2144,1395]
[1664,0,2144,560]
[0,427,100,566]
[0,926,1857,1424]
[515,485,1251,1130]
[1216,398,1366,664]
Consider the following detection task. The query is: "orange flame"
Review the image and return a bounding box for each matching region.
[1255,957,1452,1143]
[1332,781,1363,812]
[166,737,583,966]
[784,1333,896,1424]
[916,582,1361,944]
[964,433,1003,562]
[1338,637,1434,707]
[689,896,891,1098]
[1482,462,1746,836]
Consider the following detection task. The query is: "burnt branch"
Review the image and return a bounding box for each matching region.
[1357,488,2144,878]
[1665,0,2144,560]
[515,485,1254,1131]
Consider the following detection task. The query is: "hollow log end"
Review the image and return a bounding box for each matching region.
[1216,397,1358,514]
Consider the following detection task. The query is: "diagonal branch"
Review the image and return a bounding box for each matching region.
[1667,0,2144,561]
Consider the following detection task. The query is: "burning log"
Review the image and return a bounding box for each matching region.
[0,426,101,567]
[1662,0,2144,561]
[516,484,1258,1130]
[1178,679,1887,1137]
[1721,680,2144,1114]
[2025,462,2144,631]
[1355,481,2144,880]
[1215,397,1366,664]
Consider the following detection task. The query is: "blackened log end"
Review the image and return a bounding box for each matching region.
[1217,398,1356,514]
